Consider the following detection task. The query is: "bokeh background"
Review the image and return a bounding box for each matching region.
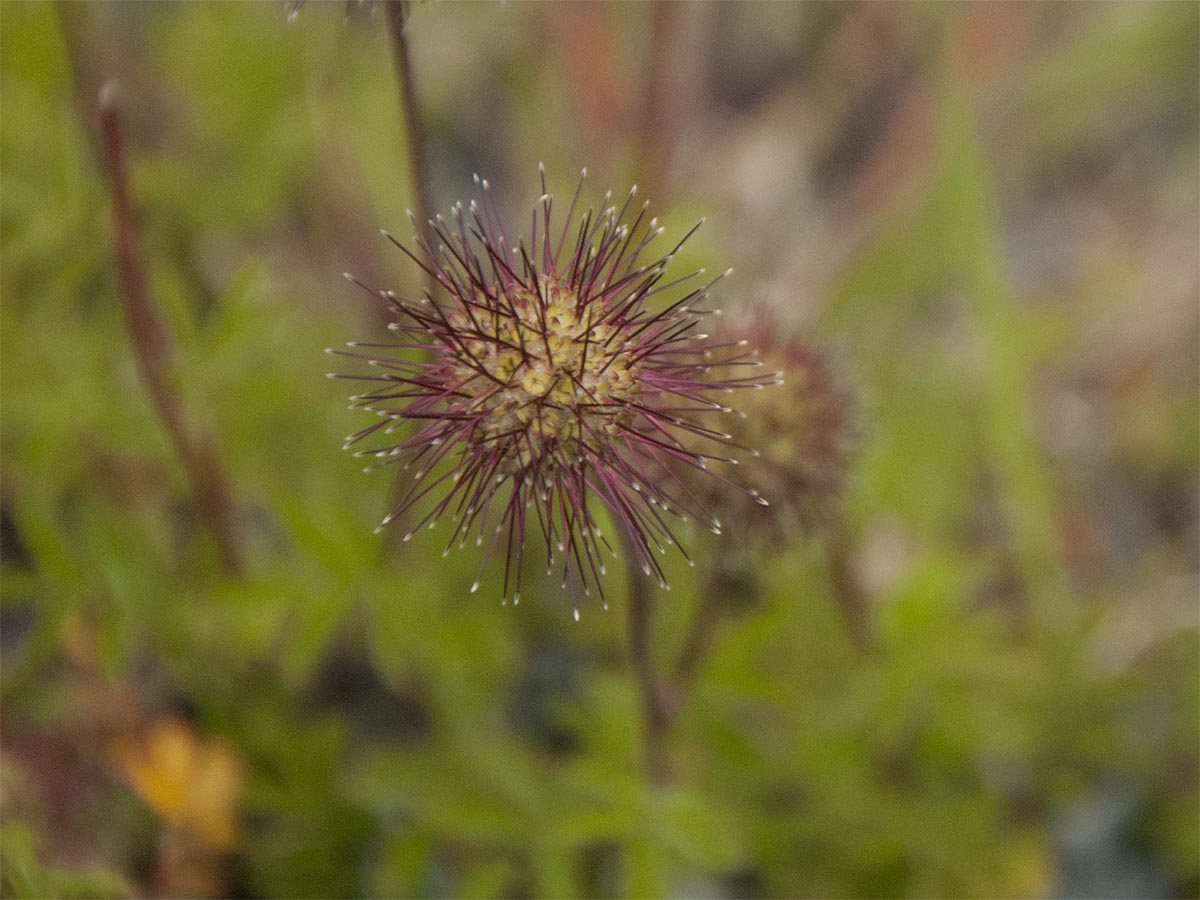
[2,2,1197,898]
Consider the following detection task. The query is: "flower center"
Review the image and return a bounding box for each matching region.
[447,276,639,468]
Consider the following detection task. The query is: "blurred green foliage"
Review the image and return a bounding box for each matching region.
[2,3,1197,899]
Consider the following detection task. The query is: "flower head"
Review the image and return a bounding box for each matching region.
[685,320,860,546]
[331,168,775,610]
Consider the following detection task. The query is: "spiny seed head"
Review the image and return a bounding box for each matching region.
[444,275,639,473]
[335,169,776,610]
[686,321,861,546]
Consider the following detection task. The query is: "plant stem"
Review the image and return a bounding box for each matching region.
[98,84,243,577]
[672,570,725,694]
[827,520,873,653]
[382,0,437,558]
[635,2,708,202]
[384,0,434,247]
[620,525,669,785]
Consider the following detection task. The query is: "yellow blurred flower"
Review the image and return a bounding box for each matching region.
[112,718,242,851]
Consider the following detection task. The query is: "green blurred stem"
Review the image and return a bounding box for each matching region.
[672,570,724,693]
[620,525,670,785]
[98,85,244,577]
[827,521,873,653]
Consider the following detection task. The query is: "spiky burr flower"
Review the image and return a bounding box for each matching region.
[687,320,860,546]
[330,168,777,611]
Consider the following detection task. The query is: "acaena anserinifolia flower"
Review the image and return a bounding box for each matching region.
[683,319,860,547]
[329,167,778,612]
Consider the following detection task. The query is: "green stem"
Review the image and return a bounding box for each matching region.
[620,525,669,784]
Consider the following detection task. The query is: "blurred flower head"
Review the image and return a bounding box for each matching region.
[686,319,860,547]
[111,718,242,852]
[332,168,776,609]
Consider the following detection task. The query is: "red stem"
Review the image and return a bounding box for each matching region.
[99,85,243,577]
[385,0,434,247]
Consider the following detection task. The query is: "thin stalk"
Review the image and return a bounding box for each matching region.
[826,520,873,653]
[385,0,434,249]
[635,2,709,202]
[383,0,436,559]
[672,570,725,695]
[98,84,244,577]
[620,525,669,785]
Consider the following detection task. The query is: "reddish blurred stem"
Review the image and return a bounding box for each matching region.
[635,2,707,201]
[385,0,434,249]
[635,3,682,200]
[98,85,244,577]
[621,526,670,785]
[383,0,437,558]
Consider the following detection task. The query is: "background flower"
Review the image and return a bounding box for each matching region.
[685,318,861,548]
